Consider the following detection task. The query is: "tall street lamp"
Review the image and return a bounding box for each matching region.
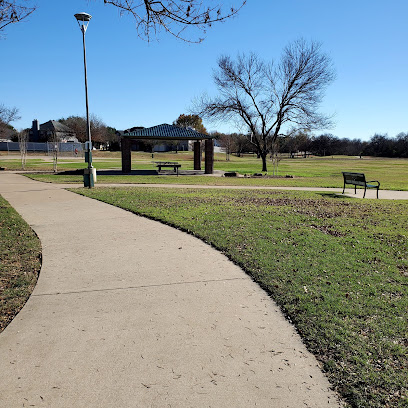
[74,12,95,188]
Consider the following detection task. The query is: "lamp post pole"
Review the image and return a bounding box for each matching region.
[74,12,94,188]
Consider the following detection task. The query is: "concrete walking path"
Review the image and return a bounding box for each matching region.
[0,173,346,407]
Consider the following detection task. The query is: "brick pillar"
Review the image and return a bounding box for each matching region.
[193,141,201,170]
[121,137,131,173]
[205,139,214,174]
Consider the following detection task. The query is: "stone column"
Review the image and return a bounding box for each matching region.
[121,137,131,173]
[204,139,214,174]
[193,141,201,170]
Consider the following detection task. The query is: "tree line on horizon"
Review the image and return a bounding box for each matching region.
[214,130,408,159]
[1,106,407,158]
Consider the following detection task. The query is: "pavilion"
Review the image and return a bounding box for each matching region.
[121,124,215,174]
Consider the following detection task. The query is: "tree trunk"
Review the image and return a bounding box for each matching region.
[261,153,268,172]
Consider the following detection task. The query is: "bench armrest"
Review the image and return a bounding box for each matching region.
[366,180,380,187]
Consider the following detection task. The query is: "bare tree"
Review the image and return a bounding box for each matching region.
[0,103,20,124]
[17,129,28,170]
[103,0,245,42]
[89,114,109,147]
[215,132,232,160]
[196,39,335,171]
[232,132,250,157]
[0,103,20,138]
[0,0,36,34]
[49,130,59,173]
[59,114,109,147]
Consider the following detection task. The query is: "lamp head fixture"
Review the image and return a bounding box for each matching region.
[74,12,92,33]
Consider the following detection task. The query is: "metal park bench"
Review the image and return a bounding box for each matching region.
[342,172,380,199]
[154,161,181,176]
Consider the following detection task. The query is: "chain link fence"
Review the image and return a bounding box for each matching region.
[0,142,85,157]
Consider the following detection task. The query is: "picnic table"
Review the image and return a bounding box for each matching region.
[154,161,181,176]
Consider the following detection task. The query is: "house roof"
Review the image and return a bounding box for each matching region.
[40,120,75,135]
[123,124,212,140]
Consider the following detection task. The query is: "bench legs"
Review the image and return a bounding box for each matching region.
[364,186,379,199]
[157,166,179,176]
[343,184,379,198]
[342,184,358,195]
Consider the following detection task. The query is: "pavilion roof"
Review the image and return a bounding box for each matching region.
[123,124,212,140]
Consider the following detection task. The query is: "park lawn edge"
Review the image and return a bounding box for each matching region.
[23,173,408,191]
[0,195,42,333]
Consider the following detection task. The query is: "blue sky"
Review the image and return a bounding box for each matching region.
[1,0,407,140]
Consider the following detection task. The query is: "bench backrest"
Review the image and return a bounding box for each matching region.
[342,172,366,186]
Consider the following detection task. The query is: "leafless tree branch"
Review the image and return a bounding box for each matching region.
[0,103,21,123]
[103,0,246,42]
[0,0,36,33]
[2,1,244,42]
[0,103,20,138]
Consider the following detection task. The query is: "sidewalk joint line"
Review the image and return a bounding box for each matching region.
[32,277,247,297]
[0,188,61,194]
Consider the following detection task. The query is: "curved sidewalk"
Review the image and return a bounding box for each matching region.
[0,173,343,407]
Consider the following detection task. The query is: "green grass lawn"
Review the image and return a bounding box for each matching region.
[0,195,41,333]
[13,153,408,191]
[75,186,408,408]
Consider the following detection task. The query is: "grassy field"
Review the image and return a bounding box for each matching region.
[75,186,408,408]
[4,152,406,190]
[0,195,41,333]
